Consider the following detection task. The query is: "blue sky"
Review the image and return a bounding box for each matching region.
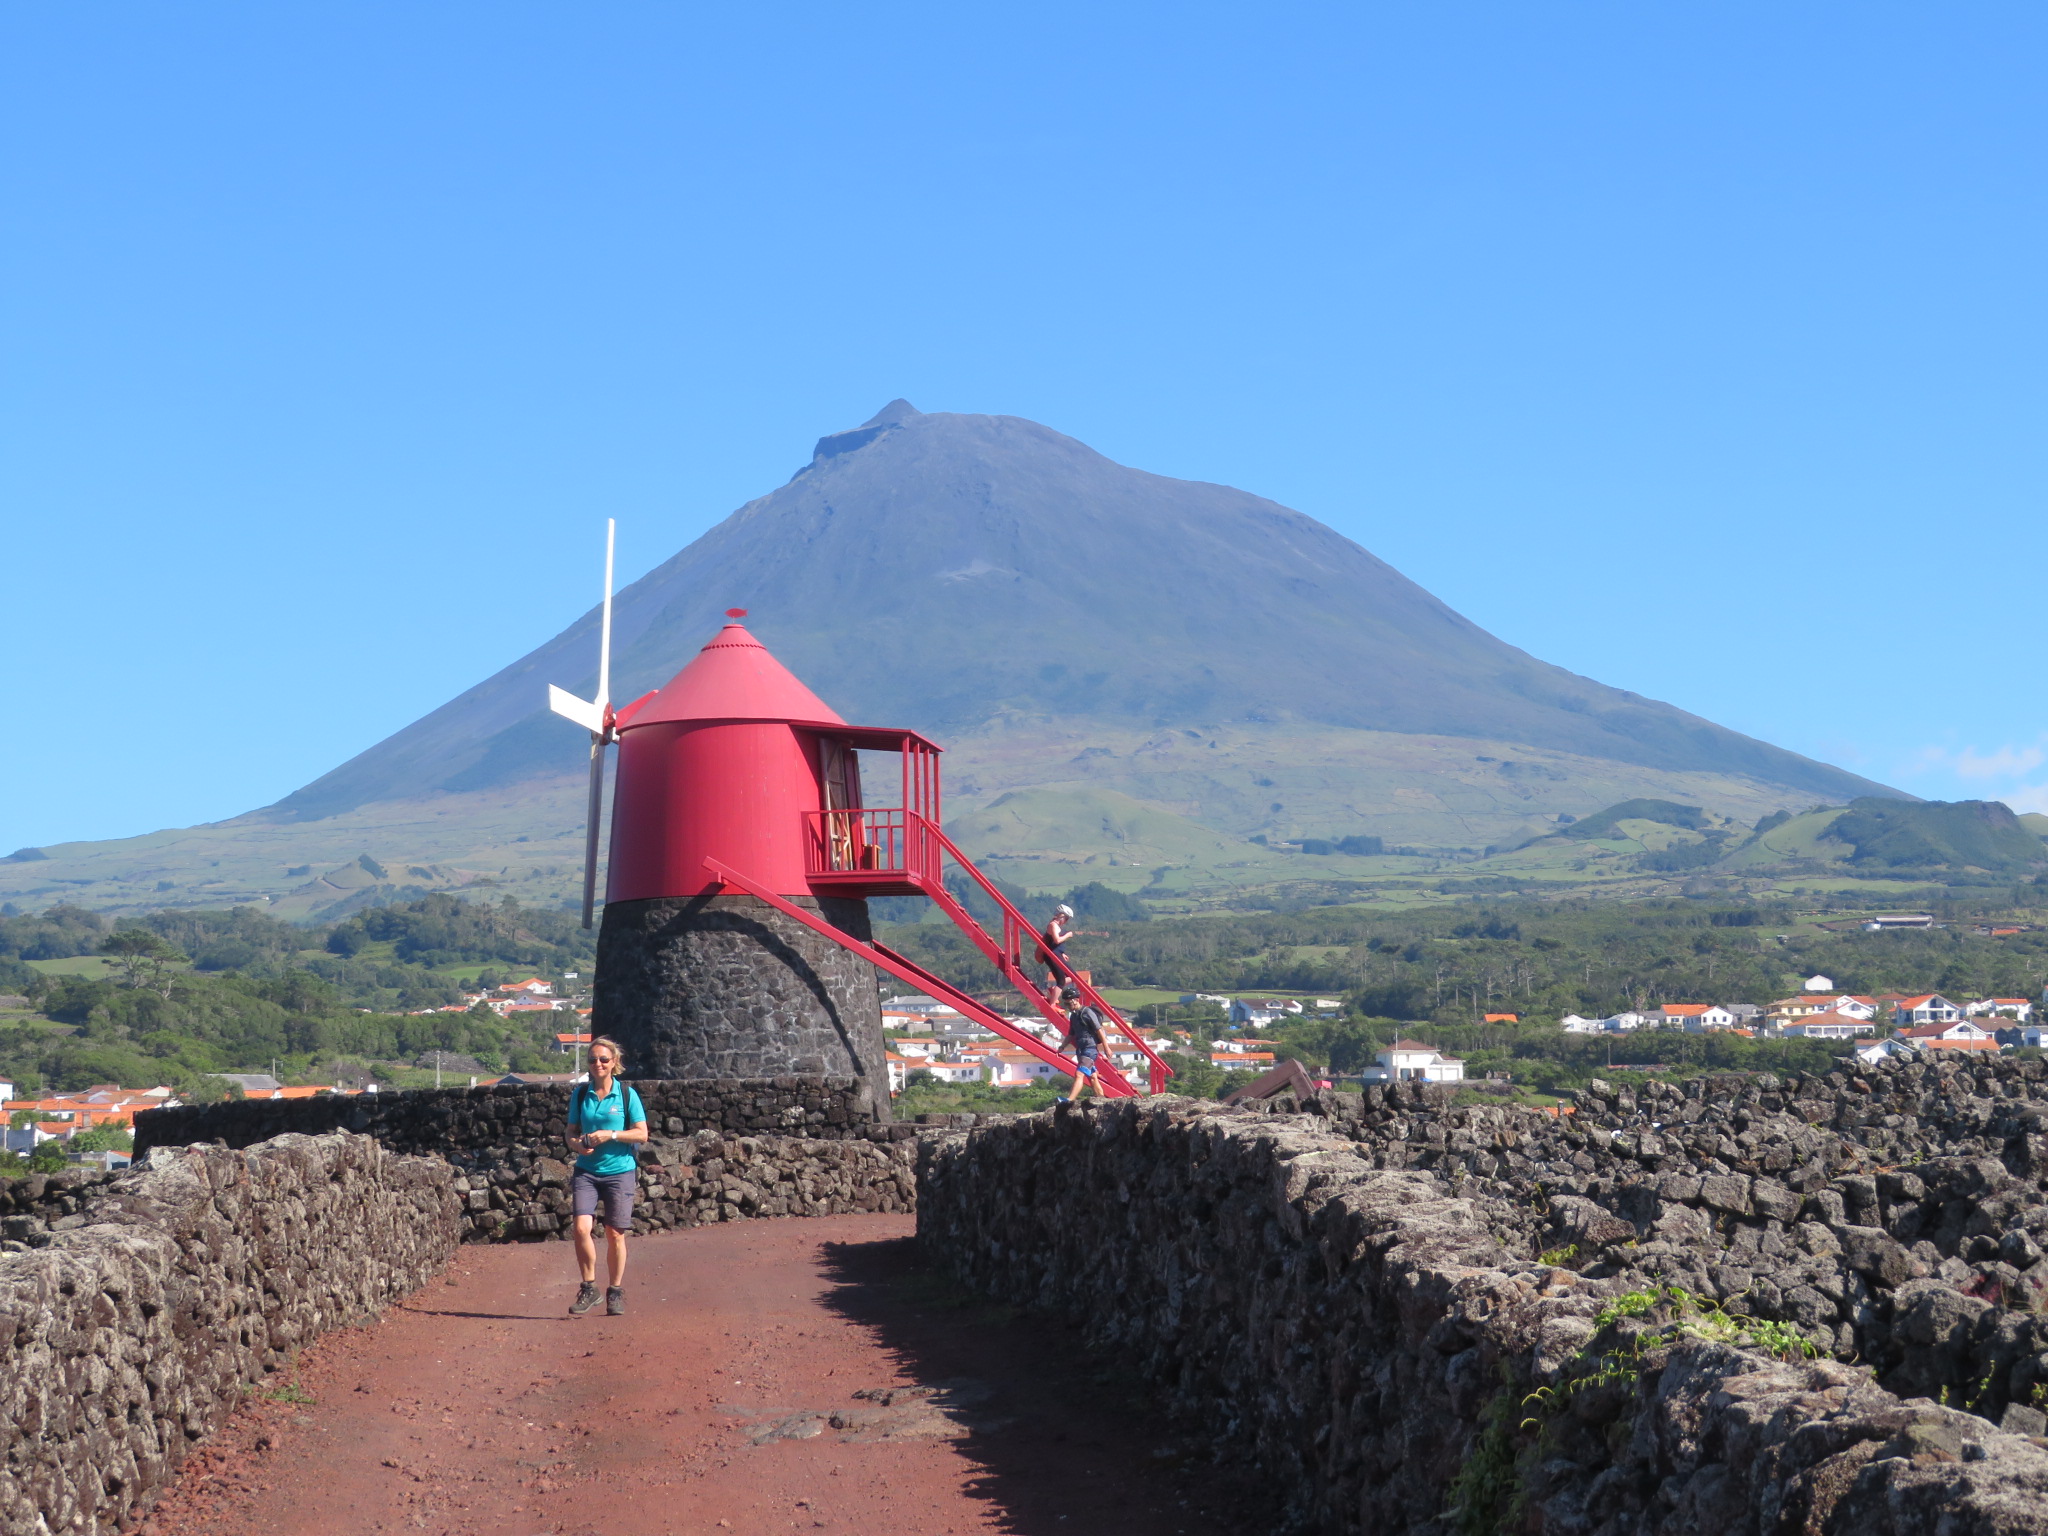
[4,2,2044,852]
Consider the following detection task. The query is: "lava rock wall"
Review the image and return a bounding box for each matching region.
[918,1098,2048,1535]
[0,1132,457,1536]
[133,1078,923,1246]
[448,1128,916,1240]
[135,1075,881,1158]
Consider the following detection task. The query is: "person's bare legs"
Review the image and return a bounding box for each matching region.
[573,1213,599,1282]
[605,1225,628,1287]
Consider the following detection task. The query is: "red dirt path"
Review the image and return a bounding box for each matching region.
[136,1216,1269,1536]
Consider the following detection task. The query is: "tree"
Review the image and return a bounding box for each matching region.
[68,1124,133,1153]
[101,929,186,994]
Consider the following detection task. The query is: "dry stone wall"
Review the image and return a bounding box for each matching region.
[448,1129,916,1241]
[134,1075,881,1157]
[134,1078,923,1245]
[1309,1055,2048,1431]
[0,1132,457,1536]
[918,1095,2048,1536]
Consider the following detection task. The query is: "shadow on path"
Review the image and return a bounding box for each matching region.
[816,1235,1277,1536]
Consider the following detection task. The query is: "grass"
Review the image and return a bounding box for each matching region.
[25,956,118,978]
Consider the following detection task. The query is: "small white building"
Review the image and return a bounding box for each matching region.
[1896,995,1963,1027]
[1966,998,2035,1021]
[1362,1040,1466,1084]
[1229,998,1303,1027]
[1802,975,1835,993]
[1210,1051,1277,1073]
[1660,1004,1737,1032]
[1854,1037,1918,1066]
[1560,1015,1603,1035]
[1782,1011,1877,1039]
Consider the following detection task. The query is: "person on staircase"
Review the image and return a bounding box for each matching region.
[1055,985,1106,1107]
[567,1036,647,1317]
[1039,903,1076,994]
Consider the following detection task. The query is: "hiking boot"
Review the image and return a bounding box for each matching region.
[569,1281,600,1316]
[606,1286,625,1316]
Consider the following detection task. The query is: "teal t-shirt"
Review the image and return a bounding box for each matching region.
[570,1080,645,1177]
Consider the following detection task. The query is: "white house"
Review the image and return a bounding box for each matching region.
[1210,1051,1277,1073]
[1560,1015,1604,1035]
[1898,1019,1998,1052]
[1362,1041,1466,1084]
[1229,998,1303,1027]
[1599,1012,1648,1033]
[0,1079,13,1104]
[1896,995,1963,1027]
[1660,1004,1737,1032]
[986,1051,1063,1087]
[1854,1037,1919,1066]
[921,1060,986,1085]
[1802,975,1835,993]
[1782,1011,1877,1039]
[1966,998,2035,1021]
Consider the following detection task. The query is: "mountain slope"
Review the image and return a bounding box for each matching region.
[270,400,1894,823]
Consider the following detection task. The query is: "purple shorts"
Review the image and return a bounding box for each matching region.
[571,1168,636,1231]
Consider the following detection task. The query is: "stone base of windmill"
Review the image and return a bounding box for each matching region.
[592,893,892,1122]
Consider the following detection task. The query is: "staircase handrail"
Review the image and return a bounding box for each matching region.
[701,857,1140,1097]
[914,817,1174,1088]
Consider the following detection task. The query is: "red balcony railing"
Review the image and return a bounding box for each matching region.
[803,808,940,896]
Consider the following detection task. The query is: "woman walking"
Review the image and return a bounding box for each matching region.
[567,1035,647,1316]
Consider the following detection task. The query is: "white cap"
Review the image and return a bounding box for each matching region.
[1057,904,1074,917]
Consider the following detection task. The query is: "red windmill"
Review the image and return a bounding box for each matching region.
[554,594,1170,1101]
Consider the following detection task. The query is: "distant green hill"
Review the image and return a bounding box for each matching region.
[1561,799,1711,840]
[1821,798,2047,873]
[2021,812,2048,840]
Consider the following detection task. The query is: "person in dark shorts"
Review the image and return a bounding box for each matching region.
[1039,903,1075,993]
[1056,985,1106,1106]
[567,1036,647,1316]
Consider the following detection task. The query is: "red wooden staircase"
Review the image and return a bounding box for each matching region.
[701,808,1172,1099]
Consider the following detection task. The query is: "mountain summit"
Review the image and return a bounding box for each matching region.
[273,402,1887,822]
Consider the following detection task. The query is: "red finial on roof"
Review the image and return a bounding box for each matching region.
[726,607,748,618]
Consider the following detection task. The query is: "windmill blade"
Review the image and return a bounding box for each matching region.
[549,684,605,735]
[581,736,607,930]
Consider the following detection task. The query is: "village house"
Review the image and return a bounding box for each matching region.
[1854,1037,1920,1067]
[1897,1019,1998,1053]
[1658,1004,1736,1032]
[1482,1012,1518,1024]
[554,1031,592,1054]
[1896,994,1964,1027]
[1229,998,1303,1027]
[985,1051,1063,1087]
[1781,1010,1877,1040]
[1361,1041,1466,1084]
[497,977,554,997]
[1965,998,2035,1021]
[1210,1050,1277,1073]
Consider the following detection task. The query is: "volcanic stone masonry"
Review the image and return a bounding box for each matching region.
[133,1076,921,1245]
[0,1133,457,1536]
[593,893,892,1119]
[916,1054,2048,1536]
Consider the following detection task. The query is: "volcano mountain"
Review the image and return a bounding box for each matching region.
[4,401,1898,915]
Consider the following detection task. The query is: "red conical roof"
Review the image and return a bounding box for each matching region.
[622,623,845,728]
